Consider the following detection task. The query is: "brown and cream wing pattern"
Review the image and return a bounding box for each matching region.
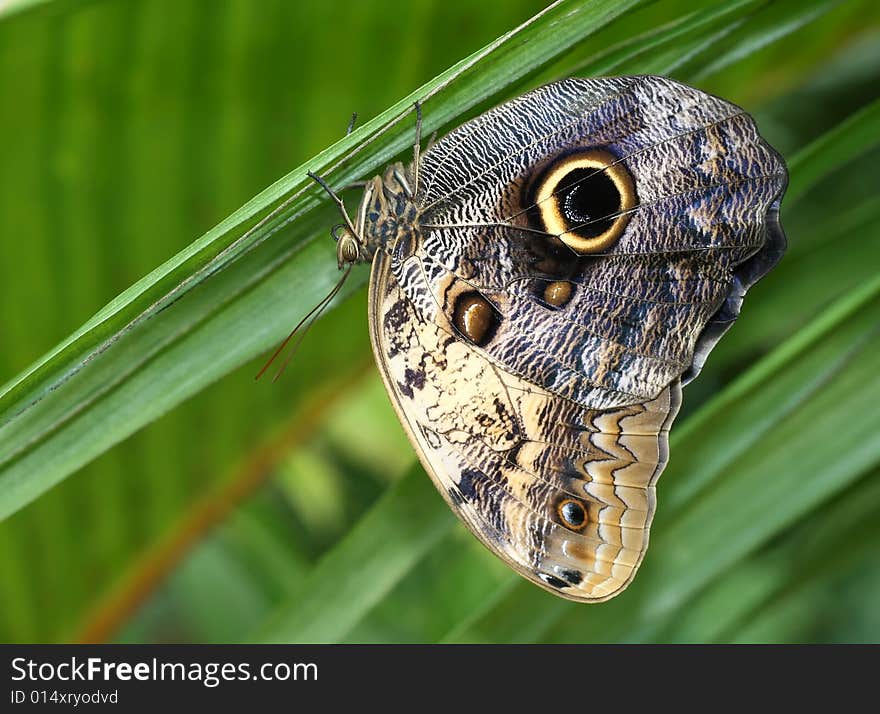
[369,251,681,601]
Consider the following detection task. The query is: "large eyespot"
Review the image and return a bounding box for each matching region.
[528,149,636,254]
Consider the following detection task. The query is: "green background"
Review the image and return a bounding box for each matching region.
[1,0,878,643]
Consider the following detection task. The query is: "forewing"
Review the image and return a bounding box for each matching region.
[409,75,787,407]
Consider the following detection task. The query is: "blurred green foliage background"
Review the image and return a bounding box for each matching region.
[0,0,878,643]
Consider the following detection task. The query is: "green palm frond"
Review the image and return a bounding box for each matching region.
[1,0,878,644]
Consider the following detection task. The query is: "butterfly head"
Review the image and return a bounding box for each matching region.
[332,223,361,269]
[331,177,381,269]
[307,169,376,269]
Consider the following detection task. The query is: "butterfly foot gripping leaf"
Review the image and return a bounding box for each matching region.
[326,75,787,602]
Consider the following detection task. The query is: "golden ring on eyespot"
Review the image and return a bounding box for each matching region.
[533,148,636,255]
[556,498,589,531]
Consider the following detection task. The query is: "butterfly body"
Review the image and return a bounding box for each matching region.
[335,75,786,601]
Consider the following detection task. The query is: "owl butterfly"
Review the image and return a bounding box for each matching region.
[320,75,787,602]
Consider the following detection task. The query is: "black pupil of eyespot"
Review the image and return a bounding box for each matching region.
[557,168,620,237]
[561,501,585,527]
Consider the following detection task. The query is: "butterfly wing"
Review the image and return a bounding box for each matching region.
[368,75,786,600]
[369,254,680,600]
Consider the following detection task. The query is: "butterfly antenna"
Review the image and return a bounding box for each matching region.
[257,153,362,383]
[307,170,360,237]
[254,265,353,382]
[270,265,353,382]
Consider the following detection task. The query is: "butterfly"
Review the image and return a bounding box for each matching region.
[312,75,787,602]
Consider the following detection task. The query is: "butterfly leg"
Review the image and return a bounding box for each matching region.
[340,113,369,192]
[346,111,358,136]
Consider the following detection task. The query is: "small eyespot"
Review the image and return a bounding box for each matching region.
[539,573,569,590]
[542,280,574,308]
[559,569,583,585]
[452,292,500,346]
[557,498,588,531]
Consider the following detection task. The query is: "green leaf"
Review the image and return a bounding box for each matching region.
[686,0,843,81]
[661,468,880,642]
[786,96,880,201]
[256,466,454,643]
[592,0,765,78]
